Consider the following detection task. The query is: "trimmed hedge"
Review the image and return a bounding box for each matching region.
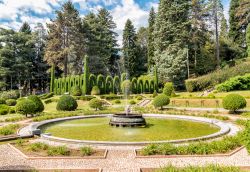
[6,99,17,106]
[0,90,20,100]
[141,135,241,156]
[56,95,78,111]
[216,74,250,92]
[97,74,105,94]
[0,98,6,104]
[0,104,10,115]
[222,94,246,112]
[185,62,250,92]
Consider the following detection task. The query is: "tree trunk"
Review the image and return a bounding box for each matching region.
[214,0,220,69]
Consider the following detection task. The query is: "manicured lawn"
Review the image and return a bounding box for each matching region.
[41,117,219,142]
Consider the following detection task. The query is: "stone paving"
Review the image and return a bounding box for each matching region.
[0,110,249,171]
[0,143,250,172]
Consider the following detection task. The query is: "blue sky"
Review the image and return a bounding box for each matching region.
[0,0,230,45]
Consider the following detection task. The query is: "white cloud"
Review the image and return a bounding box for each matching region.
[111,0,153,46]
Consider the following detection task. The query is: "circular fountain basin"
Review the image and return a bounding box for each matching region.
[109,113,146,127]
[23,114,238,146]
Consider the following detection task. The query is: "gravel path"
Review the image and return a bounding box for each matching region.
[0,144,250,171]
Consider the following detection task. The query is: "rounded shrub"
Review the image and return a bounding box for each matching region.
[152,94,170,110]
[16,99,36,117]
[0,98,6,104]
[163,82,174,96]
[27,95,44,113]
[114,99,121,104]
[89,98,103,110]
[56,95,78,111]
[91,86,100,95]
[6,99,17,106]
[222,94,247,112]
[0,105,10,115]
[153,90,158,98]
[129,100,136,105]
[70,86,82,96]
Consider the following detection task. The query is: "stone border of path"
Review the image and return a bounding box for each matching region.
[19,114,240,146]
[8,143,108,160]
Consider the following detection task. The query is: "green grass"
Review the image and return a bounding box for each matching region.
[157,164,241,172]
[41,117,219,142]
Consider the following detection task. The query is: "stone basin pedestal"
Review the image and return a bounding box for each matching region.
[109,113,146,127]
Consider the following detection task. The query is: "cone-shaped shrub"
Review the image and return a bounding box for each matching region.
[91,86,100,95]
[71,86,82,96]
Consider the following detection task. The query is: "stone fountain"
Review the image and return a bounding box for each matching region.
[109,105,146,127]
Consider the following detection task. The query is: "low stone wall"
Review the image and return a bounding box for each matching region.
[21,114,240,146]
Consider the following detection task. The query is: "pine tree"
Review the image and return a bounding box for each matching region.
[247,24,250,57]
[19,22,31,34]
[136,27,148,76]
[220,14,228,38]
[45,1,85,76]
[83,12,106,75]
[147,7,156,71]
[122,19,138,77]
[97,8,118,74]
[229,0,240,42]
[189,0,209,76]
[153,0,190,83]
[207,0,223,68]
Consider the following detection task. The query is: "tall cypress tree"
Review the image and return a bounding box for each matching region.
[122,19,138,77]
[147,7,156,71]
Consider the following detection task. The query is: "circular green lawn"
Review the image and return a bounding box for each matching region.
[40,117,219,142]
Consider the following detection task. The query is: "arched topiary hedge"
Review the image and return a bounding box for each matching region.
[97,74,105,94]
[74,75,80,87]
[113,76,120,93]
[105,76,113,94]
[57,78,62,95]
[66,76,70,92]
[89,74,97,90]
[131,77,137,94]
[61,77,66,94]
[80,74,84,90]
[137,78,144,93]
[144,79,150,93]
[121,73,128,82]
[149,80,155,93]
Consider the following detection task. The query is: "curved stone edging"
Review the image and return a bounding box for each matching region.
[21,114,239,146]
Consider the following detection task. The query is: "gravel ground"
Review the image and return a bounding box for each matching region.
[0,144,250,172]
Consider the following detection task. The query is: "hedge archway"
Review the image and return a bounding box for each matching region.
[144,79,150,93]
[97,74,105,94]
[105,76,113,94]
[131,77,137,94]
[137,79,143,93]
[113,76,120,93]
[89,74,97,91]
[149,80,155,93]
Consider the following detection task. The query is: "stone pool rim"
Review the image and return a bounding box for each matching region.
[26,114,232,146]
